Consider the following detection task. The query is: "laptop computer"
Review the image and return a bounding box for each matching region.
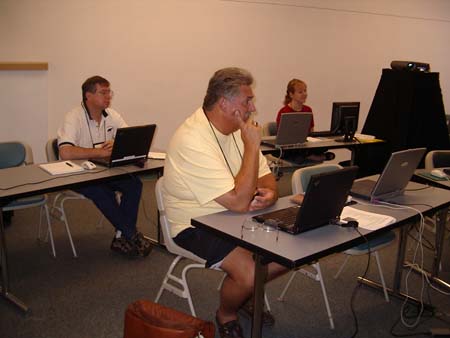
[262,113,312,148]
[90,124,156,168]
[252,166,358,234]
[350,147,426,202]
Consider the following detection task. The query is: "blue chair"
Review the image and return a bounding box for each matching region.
[0,141,55,257]
[45,138,119,258]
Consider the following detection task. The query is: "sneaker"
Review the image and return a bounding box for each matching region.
[132,232,153,257]
[216,315,245,338]
[110,236,139,258]
[239,300,275,327]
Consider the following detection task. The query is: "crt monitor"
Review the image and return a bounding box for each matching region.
[330,102,360,141]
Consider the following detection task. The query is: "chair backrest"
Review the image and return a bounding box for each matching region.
[291,163,342,194]
[424,150,450,169]
[155,177,206,263]
[45,138,59,162]
[262,121,277,136]
[0,142,27,169]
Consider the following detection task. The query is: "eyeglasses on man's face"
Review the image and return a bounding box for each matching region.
[96,89,114,98]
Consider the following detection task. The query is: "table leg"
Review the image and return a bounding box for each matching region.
[350,147,355,166]
[406,208,450,291]
[0,209,29,312]
[358,220,437,311]
[358,224,411,298]
[393,224,409,292]
[251,254,267,338]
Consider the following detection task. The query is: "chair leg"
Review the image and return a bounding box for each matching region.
[37,204,56,257]
[181,264,197,317]
[334,255,351,279]
[277,271,297,301]
[155,256,180,303]
[373,251,390,302]
[217,273,226,290]
[264,292,271,312]
[277,265,334,329]
[155,256,204,317]
[96,215,105,229]
[60,199,78,258]
[44,205,56,258]
[313,263,335,329]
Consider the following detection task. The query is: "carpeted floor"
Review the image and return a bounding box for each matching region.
[1,177,450,338]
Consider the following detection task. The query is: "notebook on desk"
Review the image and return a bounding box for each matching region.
[350,147,426,202]
[253,166,358,234]
[90,124,156,168]
[261,113,312,148]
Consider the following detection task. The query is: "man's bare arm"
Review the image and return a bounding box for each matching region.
[59,143,112,160]
[214,112,274,212]
[249,173,278,211]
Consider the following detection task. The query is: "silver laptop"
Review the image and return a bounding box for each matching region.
[90,124,156,168]
[262,113,312,148]
[350,148,426,202]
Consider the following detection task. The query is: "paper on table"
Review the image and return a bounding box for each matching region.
[148,152,166,160]
[341,206,396,230]
[306,137,324,142]
[39,161,84,175]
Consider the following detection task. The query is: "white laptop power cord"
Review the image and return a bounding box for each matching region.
[371,200,426,328]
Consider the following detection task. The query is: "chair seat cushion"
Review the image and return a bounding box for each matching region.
[345,230,396,255]
[4,195,46,209]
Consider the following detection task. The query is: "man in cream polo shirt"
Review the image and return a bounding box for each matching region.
[163,68,287,338]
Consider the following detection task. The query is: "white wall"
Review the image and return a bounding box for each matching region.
[1,0,449,163]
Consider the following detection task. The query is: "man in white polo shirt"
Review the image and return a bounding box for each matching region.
[163,68,288,338]
[57,75,151,258]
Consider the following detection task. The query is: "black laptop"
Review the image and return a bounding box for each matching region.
[90,124,156,168]
[261,113,312,148]
[252,166,358,234]
[350,148,426,202]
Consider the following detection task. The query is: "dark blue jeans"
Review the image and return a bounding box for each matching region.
[75,177,142,240]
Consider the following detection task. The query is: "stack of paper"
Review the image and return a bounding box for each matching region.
[341,206,396,230]
[306,137,324,142]
[354,133,375,140]
[148,152,166,160]
[39,161,84,175]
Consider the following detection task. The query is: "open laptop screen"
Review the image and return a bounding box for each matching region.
[262,113,312,148]
[350,147,426,201]
[91,124,156,167]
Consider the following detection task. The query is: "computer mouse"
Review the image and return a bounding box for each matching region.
[430,169,447,179]
[81,161,96,170]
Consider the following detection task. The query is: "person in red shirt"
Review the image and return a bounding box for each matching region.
[276,78,314,132]
[275,79,334,163]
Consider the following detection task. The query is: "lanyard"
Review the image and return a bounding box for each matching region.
[82,101,106,148]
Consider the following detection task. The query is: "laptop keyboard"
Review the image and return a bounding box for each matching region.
[253,206,300,227]
[276,142,307,149]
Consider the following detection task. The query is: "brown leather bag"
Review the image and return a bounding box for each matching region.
[124,300,215,338]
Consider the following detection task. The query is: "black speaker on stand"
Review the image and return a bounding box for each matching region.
[355,67,449,177]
